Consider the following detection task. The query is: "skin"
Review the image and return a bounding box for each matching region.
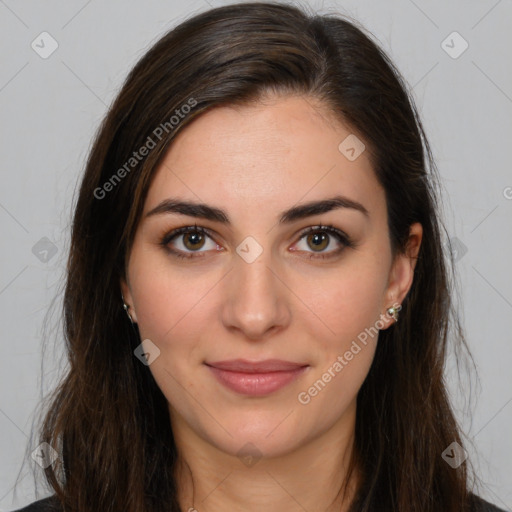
[121,95,422,512]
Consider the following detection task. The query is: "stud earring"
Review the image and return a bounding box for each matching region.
[121,294,134,324]
[386,303,402,323]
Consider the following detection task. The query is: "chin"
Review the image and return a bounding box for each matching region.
[202,409,312,460]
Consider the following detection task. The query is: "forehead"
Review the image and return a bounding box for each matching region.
[144,95,384,222]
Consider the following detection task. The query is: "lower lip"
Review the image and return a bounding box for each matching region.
[206,365,309,396]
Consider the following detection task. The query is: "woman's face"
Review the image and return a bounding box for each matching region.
[121,95,421,461]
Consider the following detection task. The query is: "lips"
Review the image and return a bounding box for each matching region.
[206,358,307,372]
[205,359,309,396]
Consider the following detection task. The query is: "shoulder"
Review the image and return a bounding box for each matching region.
[10,493,507,512]
[9,495,62,512]
[471,494,508,512]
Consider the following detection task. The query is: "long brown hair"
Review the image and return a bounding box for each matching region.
[19,2,480,510]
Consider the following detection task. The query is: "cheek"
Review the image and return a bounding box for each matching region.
[127,250,231,403]
[297,257,389,349]
[127,254,219,419]
[292,254,388,405]
[294,271,384,423]
[133,285,215,371]
[128,244,217,341]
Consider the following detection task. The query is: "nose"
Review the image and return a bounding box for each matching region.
[221,249,292,341]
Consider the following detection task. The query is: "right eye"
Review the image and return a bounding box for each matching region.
[160,225,223,259]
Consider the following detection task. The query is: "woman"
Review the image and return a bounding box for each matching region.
[12,2,506,511]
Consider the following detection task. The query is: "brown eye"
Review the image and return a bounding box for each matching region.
[183,231,206,251]
[160,226,221,259]
[292,225,354,260]
[306,231,330,252]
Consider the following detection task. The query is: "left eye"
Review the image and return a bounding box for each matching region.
[292,225,353,259]
[161,224,352,260]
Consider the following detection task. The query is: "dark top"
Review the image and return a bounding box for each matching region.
[10,493,508,511]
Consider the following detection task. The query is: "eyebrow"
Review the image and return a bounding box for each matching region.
[145,195,369,224]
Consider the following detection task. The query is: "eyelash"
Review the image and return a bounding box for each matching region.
[159,223,355,260]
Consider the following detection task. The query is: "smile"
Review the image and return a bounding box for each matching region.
[205,359,310,396]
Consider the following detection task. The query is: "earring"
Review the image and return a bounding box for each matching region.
[121,294,134,324]
[386,303,402,323]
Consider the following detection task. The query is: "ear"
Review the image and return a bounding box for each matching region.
[381,222,422,328]
[120,277,138,324]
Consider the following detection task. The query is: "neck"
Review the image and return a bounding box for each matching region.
[172,401,360,512]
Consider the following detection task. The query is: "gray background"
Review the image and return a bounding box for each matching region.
[0,0,511,510]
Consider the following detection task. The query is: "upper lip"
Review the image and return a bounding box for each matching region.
[205,359,308,373]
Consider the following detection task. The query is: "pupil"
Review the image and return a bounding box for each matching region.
[310,232,328,250]
[186,232,203,249]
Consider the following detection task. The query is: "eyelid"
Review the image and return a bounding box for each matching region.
[159,224,220,259]
[290,224,354,259]
[160,224,216,246]
[296,224,352,246]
